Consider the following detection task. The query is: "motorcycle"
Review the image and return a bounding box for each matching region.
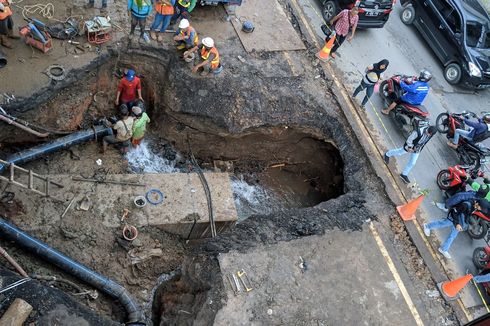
[379,74,429,135]
[467,208,490,239]
[436,111,490,170]
[436,164,483,197]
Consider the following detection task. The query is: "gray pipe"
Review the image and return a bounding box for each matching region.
[0,48,6,68]
[0,125,111,173]
[0,217,146,325]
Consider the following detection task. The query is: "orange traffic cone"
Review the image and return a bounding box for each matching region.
[396,195,425,221]
[437,274,473,300]
[316,33,336,61]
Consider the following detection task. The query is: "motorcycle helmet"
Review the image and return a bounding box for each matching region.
[482,113,490,123]
[419,69,432,82]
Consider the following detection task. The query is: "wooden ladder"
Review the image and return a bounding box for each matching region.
[0,159,64,202]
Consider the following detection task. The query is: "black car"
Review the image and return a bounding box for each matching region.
[400,0,490,88]
[321,0,396,28]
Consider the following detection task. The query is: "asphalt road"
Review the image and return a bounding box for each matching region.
[298,0,490,315]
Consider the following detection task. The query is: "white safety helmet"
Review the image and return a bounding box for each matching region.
[202,37,214,48]
[179,19,190,29]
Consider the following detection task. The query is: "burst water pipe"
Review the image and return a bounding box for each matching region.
[0,217,146,325]
[0,125,112,173]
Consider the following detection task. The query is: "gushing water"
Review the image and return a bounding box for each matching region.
[231,175,275,220]
[126,141,179,173]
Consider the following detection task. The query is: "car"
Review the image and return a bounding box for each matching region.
[321,0,396,29]
[400,0,490,88]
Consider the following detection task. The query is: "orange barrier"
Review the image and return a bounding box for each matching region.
[438,274,473,300]
[316,34,336,61]
[396,195,425,221]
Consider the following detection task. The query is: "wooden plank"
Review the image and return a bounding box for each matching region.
[0,298,33,326]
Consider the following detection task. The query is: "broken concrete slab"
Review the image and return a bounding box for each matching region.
[44,173,237,239]
[216,226,419,325]
[231,0,306,52]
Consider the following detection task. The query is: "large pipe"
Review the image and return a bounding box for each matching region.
[0,217,146,325]
[0,48,6,68]
[0,125,111,173]
[0,114,50,138]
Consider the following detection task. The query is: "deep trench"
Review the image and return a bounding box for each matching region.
[0,51,350,325]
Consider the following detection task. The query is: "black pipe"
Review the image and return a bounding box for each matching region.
[0,217,145,325]
[0,125,111,173]
[0,48,6,68]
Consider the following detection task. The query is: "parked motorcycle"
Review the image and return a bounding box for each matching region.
[436,164,483,197]
[436,111,490,170]
[379,74,429,135]
[473,238,490,297]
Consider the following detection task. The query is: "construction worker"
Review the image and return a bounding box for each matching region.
[173,18,198,50]
[171,0,197,24]
[150,0,175,41]
[115,69,143,111]
[183,37,222,76]
[0,0,18,49]
[128,0,152,40]
[131,106,150,147]
[102,106,135,154]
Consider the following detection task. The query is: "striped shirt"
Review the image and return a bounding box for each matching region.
[334,9,359,37]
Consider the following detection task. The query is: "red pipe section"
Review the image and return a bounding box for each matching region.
[0,245,28,277]
[0,114,49,138]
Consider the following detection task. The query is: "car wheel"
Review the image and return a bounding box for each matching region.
[322,1,337,22]
[444,63,462,84]
[400,5,415,25]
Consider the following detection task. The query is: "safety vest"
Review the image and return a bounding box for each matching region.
[155,1,174,15]
[180,26,198,46]
[178,0,191,8]
[201,46,220,70]
[0,0,12,20]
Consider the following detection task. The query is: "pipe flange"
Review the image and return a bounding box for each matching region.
[45,64,66,81]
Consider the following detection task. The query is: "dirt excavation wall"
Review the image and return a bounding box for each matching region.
[0,45,393,325]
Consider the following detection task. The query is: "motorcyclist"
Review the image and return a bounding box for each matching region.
[424,191,487,259]
[381,69,431,115]
[447,113,490,149]
[471,177,490,201]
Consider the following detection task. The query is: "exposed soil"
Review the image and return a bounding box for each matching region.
[0,3,456,325]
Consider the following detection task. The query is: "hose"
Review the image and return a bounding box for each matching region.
[0,114,49,138]
[0,217,146,325]
[0,110,72,135]
[0,245,28,277]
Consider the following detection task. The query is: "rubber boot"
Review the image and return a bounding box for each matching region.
[0,35,13,49]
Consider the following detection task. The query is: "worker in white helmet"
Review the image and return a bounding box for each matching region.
[183,36,222,76]
[173,18,198,50]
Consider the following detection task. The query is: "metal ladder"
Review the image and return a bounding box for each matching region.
[0,159,64,202]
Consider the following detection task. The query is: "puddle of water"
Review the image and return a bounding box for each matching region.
[126,141,179,173]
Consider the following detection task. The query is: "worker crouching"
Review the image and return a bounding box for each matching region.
[102,106,134,154]
[184,37,222,76]
[173,18,198,51]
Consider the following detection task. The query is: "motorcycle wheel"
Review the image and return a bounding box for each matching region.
[461,150,481,171]
[379,80,389,100]
[436,113,450,134]
[436,169,452,190]
[468,215,488,240]
[473,247,490,270]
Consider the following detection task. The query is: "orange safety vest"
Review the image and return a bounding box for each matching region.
[0,0,12,20]
[201,46,220,70]
[155,0,174,15]
[180,26,198,46]
[178,0,191,8]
